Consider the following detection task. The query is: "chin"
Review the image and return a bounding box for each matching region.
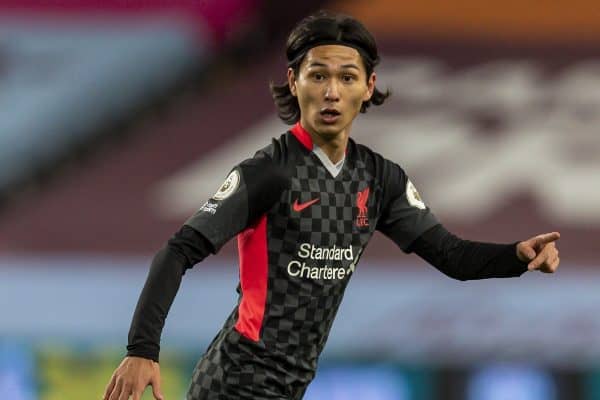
[314,121,345,138]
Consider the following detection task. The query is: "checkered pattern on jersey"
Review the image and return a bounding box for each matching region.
[263,151,380,368]
[187,147,384,400]
[187,311,305,400]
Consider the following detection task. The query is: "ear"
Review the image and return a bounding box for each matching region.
[363,72,376,102]
[287,68,298,97]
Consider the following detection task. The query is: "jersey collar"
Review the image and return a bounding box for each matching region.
[290,122,350,156]
[290,122,313,151]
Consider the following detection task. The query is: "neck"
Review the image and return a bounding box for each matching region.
[301,121,349,164]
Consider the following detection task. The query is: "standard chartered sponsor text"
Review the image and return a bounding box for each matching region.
[288,243,354,280]
[298,243,354,260]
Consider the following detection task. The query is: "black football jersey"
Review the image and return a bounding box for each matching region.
[184,123,439,399]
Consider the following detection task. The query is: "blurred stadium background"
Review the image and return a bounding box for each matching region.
[1,1,599,399]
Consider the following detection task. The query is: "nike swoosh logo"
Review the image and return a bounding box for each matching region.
[293,198,319,212]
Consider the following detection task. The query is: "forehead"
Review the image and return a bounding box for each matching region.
[302,45,364,70]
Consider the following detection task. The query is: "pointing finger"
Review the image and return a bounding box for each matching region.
[531,232,560,248]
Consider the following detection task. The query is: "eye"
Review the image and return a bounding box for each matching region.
[342,74,356,83]
[313,72,325,81]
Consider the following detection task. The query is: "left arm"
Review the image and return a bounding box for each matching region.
[409,225,560,281]
[375,159,560,279]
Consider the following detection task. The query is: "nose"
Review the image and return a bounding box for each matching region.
[324,79,340,102]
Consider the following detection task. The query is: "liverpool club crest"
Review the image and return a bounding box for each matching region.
[355,187,370,227]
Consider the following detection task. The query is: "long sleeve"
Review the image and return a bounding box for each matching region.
[126,226,213,362]
[376,161,439,252]
[409,224,528,281]
[125,151,289,362]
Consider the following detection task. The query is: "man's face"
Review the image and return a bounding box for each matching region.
[288,45,375,140]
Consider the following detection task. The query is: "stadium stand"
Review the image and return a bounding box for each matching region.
[0,15,597,262]
[0,17,202,192]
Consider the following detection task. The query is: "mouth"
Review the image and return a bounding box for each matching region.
[319,108,341,124]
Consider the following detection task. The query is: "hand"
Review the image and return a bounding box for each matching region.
[516,232,561,273]
[103,356,164,400]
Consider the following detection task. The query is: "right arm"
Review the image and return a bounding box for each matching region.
[126,226,214,362]
[104,151,289,400]
[104,226,213,400]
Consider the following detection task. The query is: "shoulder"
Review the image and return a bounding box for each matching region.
[253,131,301,165]
[238,132,293,192]
[350,140,407,185]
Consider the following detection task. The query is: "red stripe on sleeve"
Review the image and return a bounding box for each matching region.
[235,215,268,341]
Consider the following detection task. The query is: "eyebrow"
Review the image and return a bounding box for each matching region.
[307,61,361,71]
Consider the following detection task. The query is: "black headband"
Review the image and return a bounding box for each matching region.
[286,39,373,67]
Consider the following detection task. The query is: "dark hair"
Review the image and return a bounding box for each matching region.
[270,10,391,125]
